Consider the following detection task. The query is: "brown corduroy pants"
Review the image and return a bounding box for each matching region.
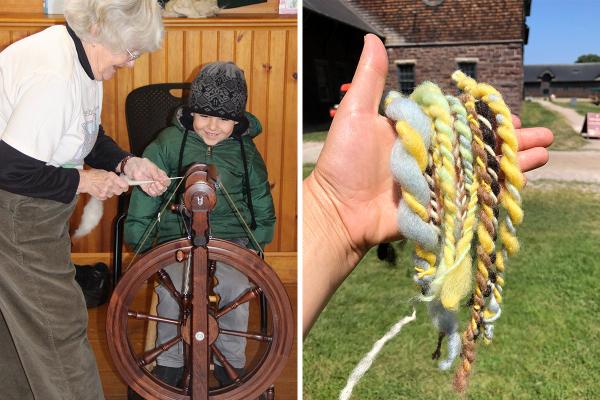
[0,189,104,400]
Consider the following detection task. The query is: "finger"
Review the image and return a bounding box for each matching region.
[516,127,554,151]
[512,114,521,129]
[115,175,130,191]
[517,147,549,173]
[338,34,389,115]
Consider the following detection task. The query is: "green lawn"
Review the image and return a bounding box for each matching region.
[304,183,600,399]
[520,101,587,150]
[553,100,600,116]
[303,163,315,179]
[303,131,329,142]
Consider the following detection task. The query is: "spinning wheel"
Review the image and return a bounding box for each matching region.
[106,164,294,400]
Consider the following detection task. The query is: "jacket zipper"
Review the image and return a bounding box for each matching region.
[207,145,213,159]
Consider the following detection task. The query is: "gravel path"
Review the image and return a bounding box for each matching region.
[532,99,584,132]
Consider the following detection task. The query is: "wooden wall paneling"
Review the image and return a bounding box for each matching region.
[249,30,268,157]
[117,66,134,150]
[218,29,235,61]
[0,30,10,51]
[166,30,184,83]
[234,30,253,96]
[200,30,219,67]
[132,52,151,91]
[249,29,270,249]
[149,39,167,85]
[265,30,286,251]
[184,31,202,81]
[0,0,41,14]
[281,29,297,251]
[11,30,29,43]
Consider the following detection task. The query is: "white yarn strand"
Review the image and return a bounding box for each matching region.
[339,309,417,400]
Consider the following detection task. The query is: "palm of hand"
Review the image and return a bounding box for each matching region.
[312,110,401,250]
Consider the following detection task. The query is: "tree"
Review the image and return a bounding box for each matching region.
[575,54,600,63]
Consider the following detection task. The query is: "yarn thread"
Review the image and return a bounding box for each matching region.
[382,71,524,392]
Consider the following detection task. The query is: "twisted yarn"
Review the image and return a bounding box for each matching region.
[383,72,525,392]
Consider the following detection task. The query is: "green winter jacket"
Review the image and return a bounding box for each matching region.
[124,108,275,252]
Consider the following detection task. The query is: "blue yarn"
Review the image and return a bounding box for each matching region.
[428,300,462,370]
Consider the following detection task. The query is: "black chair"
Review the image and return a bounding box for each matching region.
[112,82,190,283]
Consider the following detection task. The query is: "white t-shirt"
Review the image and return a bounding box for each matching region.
[0,25,102,168]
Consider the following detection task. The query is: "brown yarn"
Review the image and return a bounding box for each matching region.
[452,94,498,392]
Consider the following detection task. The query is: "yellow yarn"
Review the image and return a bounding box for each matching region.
[396,121,428,170]
[403,192,429,221]
[437,95,479,310]
[499,223,520,256]
[412,83,460,300]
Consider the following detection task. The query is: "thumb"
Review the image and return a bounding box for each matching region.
[338,34,389,115]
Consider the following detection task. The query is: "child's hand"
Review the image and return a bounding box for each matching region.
[123,157,170,197]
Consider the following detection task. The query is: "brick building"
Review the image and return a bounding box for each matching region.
[303,0,530,126]
[524,63,600,98]
[345,0,530,112]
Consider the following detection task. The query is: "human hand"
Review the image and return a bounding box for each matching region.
[123,157,170,197]
[77,169,129,200]
[308,34,553,252]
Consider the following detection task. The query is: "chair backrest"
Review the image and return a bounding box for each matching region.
[125,82,191,156]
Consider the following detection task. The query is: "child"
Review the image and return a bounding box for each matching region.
[124,61,275,391]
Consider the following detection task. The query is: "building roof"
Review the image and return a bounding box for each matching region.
[303,0,384,37]
[344,0,526,47]
[525,64,600,83]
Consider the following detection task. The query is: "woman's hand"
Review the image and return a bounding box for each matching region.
[122,157,170,197]
[303,34,554,335]
[77,169,129,200]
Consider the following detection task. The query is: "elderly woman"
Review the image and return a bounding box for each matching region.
[0,0,169,399]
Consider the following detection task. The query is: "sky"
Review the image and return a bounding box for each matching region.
[524,0,600,65]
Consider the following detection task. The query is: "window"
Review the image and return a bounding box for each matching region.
[458,62,477,79]
[396,64,415,95]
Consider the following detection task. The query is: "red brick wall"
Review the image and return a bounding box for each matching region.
[346,0,525,45]
[387,42,524,113]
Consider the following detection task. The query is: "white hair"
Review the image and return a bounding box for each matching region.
[64,0,163,54]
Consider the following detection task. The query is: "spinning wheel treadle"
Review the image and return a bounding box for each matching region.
[106,164,294,400]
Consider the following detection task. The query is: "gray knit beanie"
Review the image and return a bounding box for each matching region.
[188,61,248,122]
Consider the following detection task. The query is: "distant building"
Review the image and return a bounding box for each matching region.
[303,0,384,127]
[524,64,600,98]
[304,0,530,127]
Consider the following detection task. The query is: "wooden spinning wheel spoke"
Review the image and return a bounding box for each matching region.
[156,268,183,302]
[138,335,182,367]
[127,310,181,325]
[219,328,273,343]
[182,343,192,394]
[210,344,241,384]
[215,287,262,319]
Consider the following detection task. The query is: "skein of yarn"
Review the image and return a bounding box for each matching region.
[384,72,524,392]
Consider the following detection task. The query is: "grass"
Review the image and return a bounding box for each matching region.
[303,163,315,179]
[303,131,328,142]
[303,183,600,400]
[520,101,587,151]
[552,100,600,116]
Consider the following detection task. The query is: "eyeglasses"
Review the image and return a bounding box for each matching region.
[125,48,141,63]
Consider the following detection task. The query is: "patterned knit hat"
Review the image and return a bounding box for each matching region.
[188,61,248,122]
